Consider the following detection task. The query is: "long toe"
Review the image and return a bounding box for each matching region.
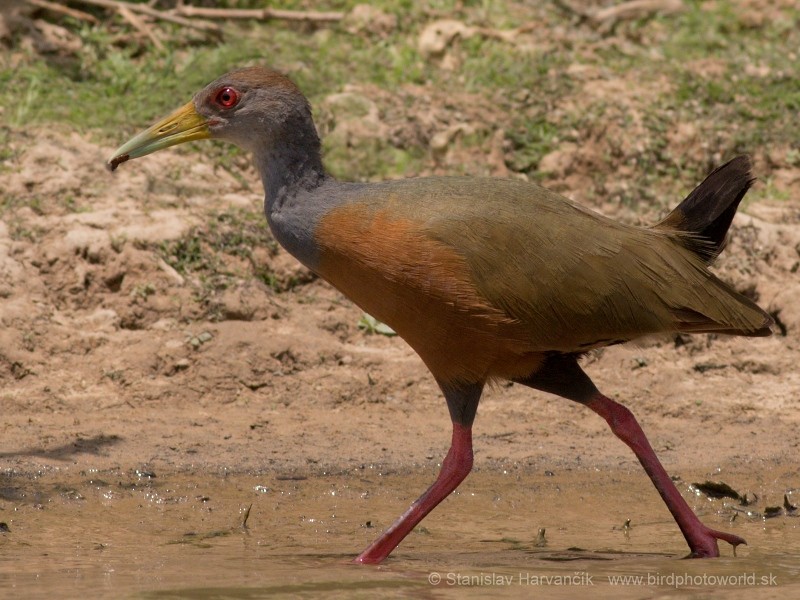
[687,527,746,558]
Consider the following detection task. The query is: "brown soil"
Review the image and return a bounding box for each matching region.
[1,125,798,512]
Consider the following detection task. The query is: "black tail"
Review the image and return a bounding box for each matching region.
[654,156,755,263]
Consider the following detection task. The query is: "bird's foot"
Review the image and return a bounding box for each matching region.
[686,526,746,558]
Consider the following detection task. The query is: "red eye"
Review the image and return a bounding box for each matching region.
[214,87,239,109]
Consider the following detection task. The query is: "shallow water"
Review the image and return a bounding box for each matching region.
[1,467,797,599]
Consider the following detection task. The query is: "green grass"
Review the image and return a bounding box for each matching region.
[3,1,797,311]
[1,1,797,202]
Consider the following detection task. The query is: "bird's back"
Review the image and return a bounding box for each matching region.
[311,176,770,382]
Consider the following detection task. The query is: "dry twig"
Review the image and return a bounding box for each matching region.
[174,5,344,23]
[27,0,99,24]
[552,0,684,30]
[70,0,221,34]
[593,0,684,24]
[117,4,164,50]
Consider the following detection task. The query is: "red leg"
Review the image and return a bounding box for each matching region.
[585,393,746,557]
[354,422,473,564]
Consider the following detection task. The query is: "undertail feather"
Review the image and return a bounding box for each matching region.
[670,306,772,337]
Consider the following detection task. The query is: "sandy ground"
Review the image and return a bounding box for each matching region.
[0,127,798,513]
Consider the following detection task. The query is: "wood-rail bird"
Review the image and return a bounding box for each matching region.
[108,67,772,564]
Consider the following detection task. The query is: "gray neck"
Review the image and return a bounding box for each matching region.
[257,127,327,211]
[254,128,348,271]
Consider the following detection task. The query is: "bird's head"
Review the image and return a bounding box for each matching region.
[108,67,316,171]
